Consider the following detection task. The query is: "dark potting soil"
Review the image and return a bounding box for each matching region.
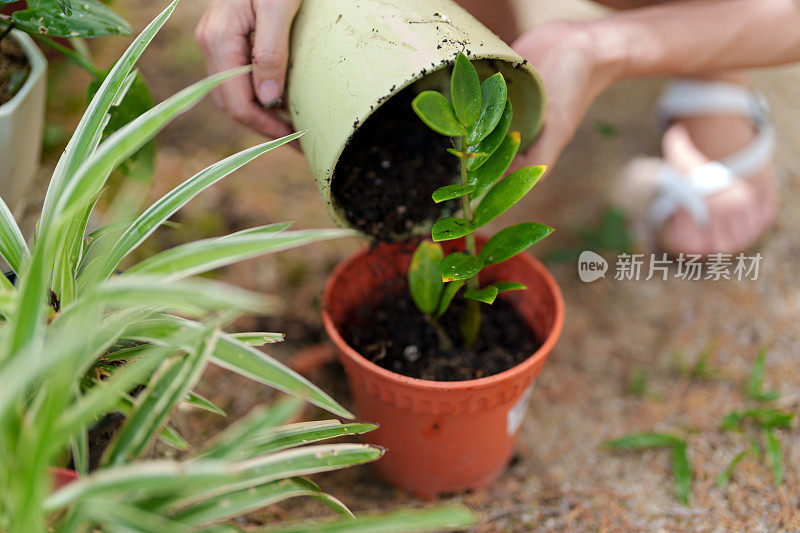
[331,88,461,242]
[343,289,540,381]
[0,37,29,106]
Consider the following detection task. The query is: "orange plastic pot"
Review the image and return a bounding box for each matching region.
[322,238,564,498]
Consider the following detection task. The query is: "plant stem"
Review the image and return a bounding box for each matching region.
[427,315,453,352]
[30,34,103,77]
[459,136,478,263]
[460,136,481,348]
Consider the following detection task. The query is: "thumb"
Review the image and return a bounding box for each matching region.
[251,0,302,106]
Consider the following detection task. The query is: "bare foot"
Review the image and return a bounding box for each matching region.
[658,113,778,255]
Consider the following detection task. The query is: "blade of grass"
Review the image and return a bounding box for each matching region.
[747,348,780,402]
[603,433,684,449]
[672,442,691,505]
[715,448,750,488]
[764,428,783,486]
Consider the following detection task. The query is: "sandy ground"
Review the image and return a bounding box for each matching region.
[21,0,800,530]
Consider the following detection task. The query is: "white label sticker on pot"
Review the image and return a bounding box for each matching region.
[507,384,534,436]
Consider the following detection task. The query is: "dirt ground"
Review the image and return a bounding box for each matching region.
[22,0,800,530]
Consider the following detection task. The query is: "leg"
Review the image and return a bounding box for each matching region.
[655,73,778,254]
[591,1,778,253]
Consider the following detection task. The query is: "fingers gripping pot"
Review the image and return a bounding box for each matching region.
[286,0,546,239]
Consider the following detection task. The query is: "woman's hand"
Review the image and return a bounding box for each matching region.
[195,0,301,138]
[511,21,626,171]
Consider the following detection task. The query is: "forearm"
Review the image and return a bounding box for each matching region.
[587,0,800,82]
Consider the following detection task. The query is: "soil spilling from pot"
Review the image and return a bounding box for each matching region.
[343,288,540,381]
[331,88,460,242]
[0,37,30,106]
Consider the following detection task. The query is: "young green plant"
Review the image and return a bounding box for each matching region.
[409,52,552,348]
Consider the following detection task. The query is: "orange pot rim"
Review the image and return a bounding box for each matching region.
[322,244,564,392]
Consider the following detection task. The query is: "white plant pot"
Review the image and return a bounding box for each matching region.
[287,0,546,231]
[0,30,46,214]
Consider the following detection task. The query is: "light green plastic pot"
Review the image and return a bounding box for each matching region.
[286,0,546,232]
[0,31,46,215]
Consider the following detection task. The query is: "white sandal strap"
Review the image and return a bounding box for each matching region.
[658,79,770,128]
[649,161,735,228]
[648,80,776,229]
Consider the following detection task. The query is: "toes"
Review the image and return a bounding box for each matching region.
[660,211,707,255]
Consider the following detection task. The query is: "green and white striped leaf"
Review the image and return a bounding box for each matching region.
[159,444,384,509]
[45,461,234,510]
[230,332,285,346]
[92,134,303,282]
[104,329,219,465]
[7,213,68,353]
[0,195,28,273]
[124,316,353,419]
[56,342,181,441]
[54,67,250,227]
[238,420,377,456]
[261,504,476,533]
[169,477,353,526]
[73,276,271,317]
[82,500,195,533]
[185,391,226,417]
[200,399,303,460]
[119,392,191,451]
[41,0,179,232]
[126,229,354,280]
[215,222,293,240]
